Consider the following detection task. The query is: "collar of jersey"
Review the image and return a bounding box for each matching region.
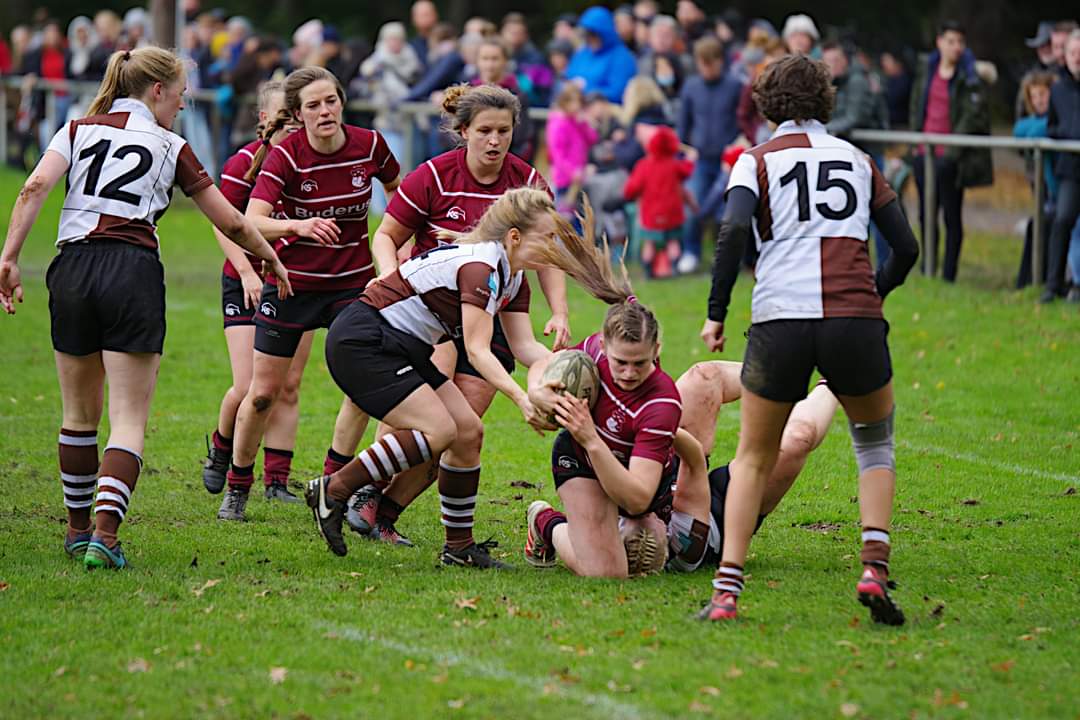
[109,98,156,123]
[774,119,827,137]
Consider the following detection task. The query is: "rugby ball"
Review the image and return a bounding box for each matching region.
[621,514,669,576]
[541,350,601,421]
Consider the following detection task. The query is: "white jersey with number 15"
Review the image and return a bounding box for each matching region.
[726,119,897,324]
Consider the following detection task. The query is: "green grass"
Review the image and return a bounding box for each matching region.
[1,167,1078,719]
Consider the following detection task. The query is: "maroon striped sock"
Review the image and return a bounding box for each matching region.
[94,447,142,547]
[323,447,352,476]
[212,430,233,452]
[227,461,255,491]
[438,463,480,550]
[537,507,567,547]
[327,430,432,503]
[59,427,98,536]
[861,527,891,575]
[713,562,745,596]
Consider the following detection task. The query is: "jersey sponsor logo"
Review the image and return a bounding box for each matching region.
[294,201,370,219]
[300,179,319,193]
[260,301,277,318]
[605,410,626,434]
[351,166,368,188]
[557,455,579,470]
[224,303,241,317]
[447,206,466,222]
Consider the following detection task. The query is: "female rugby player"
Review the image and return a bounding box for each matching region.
[218,66,400,521]
[338,84,571,546]
[699,54,919,624]
[0,47,290,568]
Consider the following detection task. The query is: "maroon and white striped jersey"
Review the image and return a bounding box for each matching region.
[361,242,531,346]
[250,124,400,291]
[386,147,548,256]
[726,120,897,323]
[47,98,213,250]
[564,333,682,472]
[218,139,264,279]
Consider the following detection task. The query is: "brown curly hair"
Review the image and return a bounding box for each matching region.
[751,54,835,125]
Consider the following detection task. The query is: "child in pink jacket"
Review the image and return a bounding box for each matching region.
[546,83,598,217]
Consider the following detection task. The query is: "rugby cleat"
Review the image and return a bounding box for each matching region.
[440,539,512,569]
[305,475,348,556]
[345,485,381,536]
[264,482,301,504]
[217,486,249,521]
[524,500,556,568]
[202,435,230,494]
[367,521,415,547]
[64,531,93,561]
[697,591,738,621]
[857,566,905,626]
[84,538,128,570]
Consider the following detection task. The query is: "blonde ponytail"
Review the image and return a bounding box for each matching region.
[86,47,185,118]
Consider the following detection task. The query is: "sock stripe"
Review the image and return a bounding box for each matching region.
[441,506,475,518]
[63,485,96,498]
[371,442,397,477]
[61,472,97,485]
[438,462,482,474]
[97,477,132,501]
[104,445,143,467]
[358,450,384,483]
[441,519,474,528]
[412,430,431,462]
[59,433,97,447]
[862,529,891,544]
[438,493,477,507]
[383,434,408,469]
[64,497,95,509]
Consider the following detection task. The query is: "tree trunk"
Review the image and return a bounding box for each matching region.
[149,0,177,49]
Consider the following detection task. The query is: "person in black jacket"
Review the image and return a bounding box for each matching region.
[1042,30,1080,303]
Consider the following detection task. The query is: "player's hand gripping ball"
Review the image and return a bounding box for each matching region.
[540,350,600,426]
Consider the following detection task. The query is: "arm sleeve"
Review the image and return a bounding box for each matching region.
[218,152,254,211]
[373,131,401,184]
[631,399,681,464]
[458,262,498,313]
[249,145,291,206]
[46,121,74,163]
[385,164,430,230]
[706,185,756,323]
[502,273,532,313]
[175,143,214,197]
[870,199,919,299]
[868,158,898,211]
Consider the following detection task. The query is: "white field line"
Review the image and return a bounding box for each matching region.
[321,623,655,720]
[901,441,1078,484]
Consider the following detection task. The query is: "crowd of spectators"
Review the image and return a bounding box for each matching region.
[1,3,1079,293]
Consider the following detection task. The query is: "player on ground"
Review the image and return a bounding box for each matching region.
[335,84,571,549]
[523,225,683,579]
[218,66,401,521]
[0,47,290,569]
[200,80,314,504]
[660,365,839,574]
[698,55,919,623]
[305,187,573,565]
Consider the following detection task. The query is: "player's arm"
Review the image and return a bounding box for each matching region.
[192,186,292,298]
[703,185,757,352]
[370,213,415,280]
[871,199,919,299]
[536,267,571,350]
[244,198,340,245]
[213,226,263,309]
[552,394,665,516]
[461,303,548,433]
[0,149,68,313]
[500,310,551,368]
[672,428,711,520]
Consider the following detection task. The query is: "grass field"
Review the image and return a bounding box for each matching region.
[0,166,1077,719]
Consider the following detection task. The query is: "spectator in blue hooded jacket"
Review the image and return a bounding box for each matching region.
[565,6,638,103]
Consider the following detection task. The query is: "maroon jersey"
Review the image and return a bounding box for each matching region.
[250,124,400,291]
[218,140,263,280]
[565,333,682,472]
[386,147,548,256]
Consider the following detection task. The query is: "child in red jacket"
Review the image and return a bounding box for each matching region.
[623,125,697,278]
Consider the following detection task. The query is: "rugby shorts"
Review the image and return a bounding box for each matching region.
[254,284,359,357]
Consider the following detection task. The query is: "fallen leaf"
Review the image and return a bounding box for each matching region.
[640,627,657,639]
[760,659,779,669]
[509,480,537,489]
[1063,487,1076,496]
[431,672,448,684]
[447,698,465,709]
[0,582,9,592]
[192,579,221,597]
[255,590,271,598]
[404,659,415,670]
[1018,634,1034,641]
[269,667,287,685]
[840,703,859,717]
[960,498,979,506]
[991,659,1015,673]
[631,659,646,671]
[688,700,712,713]
[348,571,363,578]
[127,658,150,673]
[725,665,743,679]
[550,667,580,684]
[364,586,376,593]
[606,680,632,693]
[930,603,946,617]
[53,666,66,678]
[699,686,721,696]
[454,596,478,611]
